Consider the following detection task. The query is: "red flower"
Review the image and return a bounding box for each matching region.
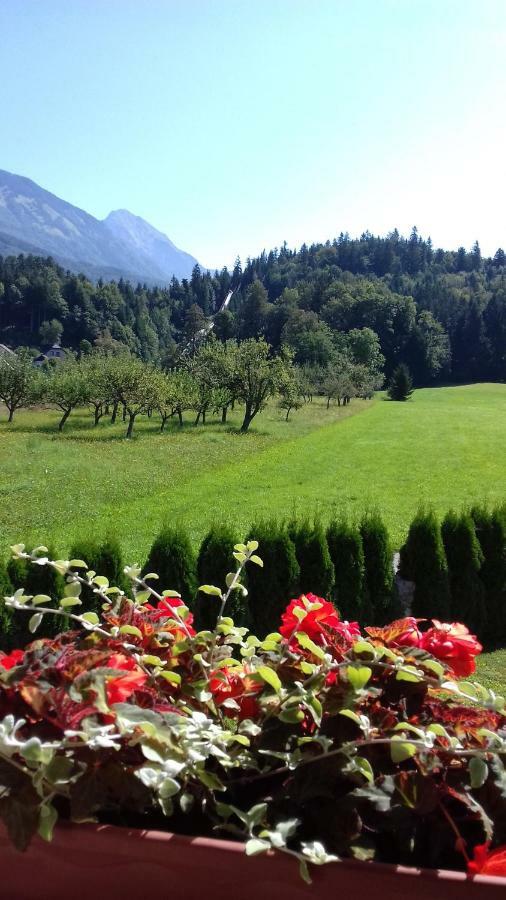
[209,667,262,720]
[105,653,148,706]
[0,649,25,670]
[147,597,195,639]
[420,621,482,678]
[280,594,341,645]
[468,843,506,877]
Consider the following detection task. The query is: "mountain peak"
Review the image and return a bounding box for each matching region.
[0,169,199,284]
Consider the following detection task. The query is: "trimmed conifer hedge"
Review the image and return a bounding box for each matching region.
[289,519,334,601]
[7,545,64,643]
[246,520,300,637]
[196,524,245,630]
[144,525,197,606]
[442,511,486,638]
[360,513,400,625]
[399,508,451,621]
[68,536,128,616]
[471,506,506,647]
[326,519,368,623]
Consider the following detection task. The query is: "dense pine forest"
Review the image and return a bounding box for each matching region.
[1,227,505,383]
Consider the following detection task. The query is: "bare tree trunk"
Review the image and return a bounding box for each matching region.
[7,406,14,423]
[177,409,183,426]
[221,406,227,423]
[111,401,118,424]
[59,407,71,431]
[126,412,136,439]
[194,411,201,426]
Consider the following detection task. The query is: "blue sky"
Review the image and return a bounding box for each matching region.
[1,0,505,269]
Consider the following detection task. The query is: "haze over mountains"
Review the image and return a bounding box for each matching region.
[0,169,200,284]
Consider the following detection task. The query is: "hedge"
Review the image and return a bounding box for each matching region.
[246,520,300,637]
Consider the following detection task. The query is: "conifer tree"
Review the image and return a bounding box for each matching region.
[246,521,300,637]
[387,364,414,401]
[7,545,65,643]
[471,506,506,647]
[196,525,245,629]
[326,519,367,622]
[0,559,13,650]
[442,511,486,638]
[360,513,398,624]
[289,520,334,600]
[399,509,451,621]
[144,526,197,607]
[69,536,128,615]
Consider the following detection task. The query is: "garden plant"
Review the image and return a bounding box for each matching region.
[0,541,506,883]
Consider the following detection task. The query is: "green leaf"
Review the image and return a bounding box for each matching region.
[245,839,270,856]
[38,803,57,842]
[396,666,423,683]
[390,738,418,763]
[160,670,181,686]
[134,590,151,604]
[347,665,372,691]
[421,658,445,678]
[295,631,326,660]
[31,594,51,606]
[339,709,363,726]
[64,581,82,598]
[354,756,374,783]
[257,666,282,693]
[246,540,259,552]
[250,555,263,567]
[142,655,166,667]
[93,575,109,588]
[198,585,223,597]
[69,559,88,569]
[59,597,82,609]
[143,573,159,580]
[469,756,488,789]
[279,707,304,724]
[28,613,43,633]
[119,624,143,639]
[352,640,376,656]
[161,590,181,598]
[81,611,100,626]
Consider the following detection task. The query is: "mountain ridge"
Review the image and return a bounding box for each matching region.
[0,168,200,284]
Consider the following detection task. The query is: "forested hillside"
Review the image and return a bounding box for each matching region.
[1,228,505,383]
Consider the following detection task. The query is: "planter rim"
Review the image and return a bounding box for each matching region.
[50,820,506,888]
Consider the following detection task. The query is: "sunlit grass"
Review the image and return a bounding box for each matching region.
[1,382,505,563]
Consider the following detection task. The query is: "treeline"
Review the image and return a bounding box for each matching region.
[1,226,506,384]
[0,335,380,436]
[2,504,505,650]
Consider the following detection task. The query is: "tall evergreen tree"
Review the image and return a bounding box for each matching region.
[399,509,451,621]
[441,511,486,638]
[326,519,367,623]
[144,526,197,607]
[246,521,300,637]
[470,507,506,647]
[360,513,398,624]
[387,364,413,400]
[289,520,334,600]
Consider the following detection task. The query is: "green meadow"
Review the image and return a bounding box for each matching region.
[1,382,505,564]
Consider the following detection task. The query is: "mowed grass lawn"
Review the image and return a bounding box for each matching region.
[0,382,505,564]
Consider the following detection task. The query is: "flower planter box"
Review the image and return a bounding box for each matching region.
[0,823,504,900]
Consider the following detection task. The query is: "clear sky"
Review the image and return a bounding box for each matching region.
[1,0,505,269]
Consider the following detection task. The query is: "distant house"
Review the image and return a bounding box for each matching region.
[33,342,67,367]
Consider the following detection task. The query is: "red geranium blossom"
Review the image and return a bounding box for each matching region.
[0,649,25,670]
[105,653,148,706]
[146,597,195,639]
[209,667,262,720]
[280,594,340,644]
[468,843,506,877]
[420,621,482,678]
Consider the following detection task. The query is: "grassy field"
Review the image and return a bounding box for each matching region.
[0,382,505,564]
[476,649,506,695]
